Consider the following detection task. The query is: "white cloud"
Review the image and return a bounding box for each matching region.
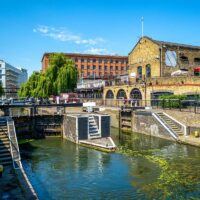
[84,47,113,55]
[33,25,105,45]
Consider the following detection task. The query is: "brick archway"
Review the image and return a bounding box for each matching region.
[116,89,127,99]
[130,88,142,100]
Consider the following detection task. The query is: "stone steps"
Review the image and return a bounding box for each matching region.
[0,122,12,166]
[88,116,100,139]
[156,112,184,136]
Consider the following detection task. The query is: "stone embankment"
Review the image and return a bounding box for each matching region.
[101,107,200,147]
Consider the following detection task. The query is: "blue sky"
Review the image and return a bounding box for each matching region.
[1,0,200,75]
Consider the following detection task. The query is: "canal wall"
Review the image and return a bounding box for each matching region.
[101,109,119,128]
[132,111,176,141]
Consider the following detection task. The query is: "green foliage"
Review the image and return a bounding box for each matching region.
[18,53,77,98]
[159,94,187,108]
[0,82,4,97]
[118,144,200,199]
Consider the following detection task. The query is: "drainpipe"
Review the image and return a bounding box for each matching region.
[160,47,162,77]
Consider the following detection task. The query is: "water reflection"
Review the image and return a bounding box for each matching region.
[20,129,200,200]
[116,130,200,199]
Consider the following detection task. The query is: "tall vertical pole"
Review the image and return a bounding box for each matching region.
[141,17,144,38]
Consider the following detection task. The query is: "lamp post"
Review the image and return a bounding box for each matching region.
[142,75,147,107]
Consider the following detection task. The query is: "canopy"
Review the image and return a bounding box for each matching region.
[171,70,188,76]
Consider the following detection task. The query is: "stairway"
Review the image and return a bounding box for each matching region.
[0,118,12,166]
[156,112,184,136]
[88,116,101,139]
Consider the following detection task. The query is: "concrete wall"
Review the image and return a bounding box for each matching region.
[63,115,77,143]
[100,109,119,128]
[132,111,176,141]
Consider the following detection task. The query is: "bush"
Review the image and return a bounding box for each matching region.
[159,95,187,108]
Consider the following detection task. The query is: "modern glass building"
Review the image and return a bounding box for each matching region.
[0,60,28,98]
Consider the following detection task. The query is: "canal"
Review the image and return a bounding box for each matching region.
[20,128,200,200]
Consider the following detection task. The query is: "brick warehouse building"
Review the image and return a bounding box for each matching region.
[42,53,129,79]
[103,36,200,105]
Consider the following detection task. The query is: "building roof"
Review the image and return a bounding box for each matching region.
[41,52,128,62]
[129,36,200,55]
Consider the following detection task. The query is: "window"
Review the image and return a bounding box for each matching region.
[122,67,124,71]
[99,72,102,76]
[116,66,118,70]
[104,66,107,70]
[194,58,200,65]
[81,65,84,69]
[137,66,142,79]
[180,56,189,64]
[87,66,90,70]
[106,90,114,99]
[87,72,90,76]
[81,58,84,63]
[98,59,102,63]
[115,60,118,64]
[146,64,151,78]
[121,60,124,64]
[75,58,78,62]
[165,50,177,67]
[110,66,113,70]
[104,59,108,64]
[99,66,101,70]
[93,65,96,70]
[93,59,96,63]
[87,59,90,63]
[110,59,113,63]
[126,66,129,71]
[105,72,107,75]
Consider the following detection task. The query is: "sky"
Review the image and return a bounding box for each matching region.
[1,0,200,76]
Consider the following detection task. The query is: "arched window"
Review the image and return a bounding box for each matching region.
[146,64,151,78]
[137,66,142,79]
[194,58,200,65]
[130,88,142,100]
[117,89,126,99]
[180,56,189,64]
[106,90,114,99]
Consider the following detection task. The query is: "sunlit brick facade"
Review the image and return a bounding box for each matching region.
[42,53,128,78]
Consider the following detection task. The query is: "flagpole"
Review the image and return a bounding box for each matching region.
[141,17,144,38]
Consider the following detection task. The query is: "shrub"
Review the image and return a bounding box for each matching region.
[159,95,187,108]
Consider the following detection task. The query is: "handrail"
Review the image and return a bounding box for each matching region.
[7,118,22,169]
[3,117,39,199]
[0,126,20,159]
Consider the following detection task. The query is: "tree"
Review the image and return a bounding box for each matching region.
[18,53,78,98]
[0,82,4,97]
[46,53,77,96]
[18,71,41,97]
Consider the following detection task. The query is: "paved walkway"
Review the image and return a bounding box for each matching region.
[179,135,200,147]
[0,166,25,200]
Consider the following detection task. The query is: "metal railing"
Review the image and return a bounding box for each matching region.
[7,117,22,169]
[78,98,200,114]
[5,117,39,199]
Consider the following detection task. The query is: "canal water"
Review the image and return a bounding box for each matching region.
[20,128,200,200]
